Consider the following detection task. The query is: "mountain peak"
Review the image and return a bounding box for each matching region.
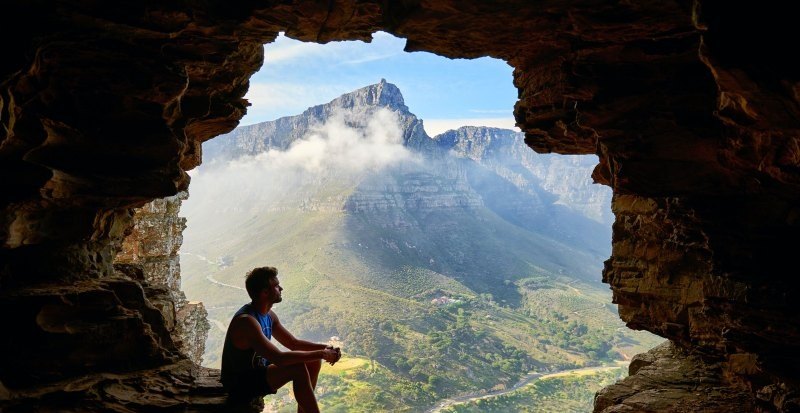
[327,79,408,112]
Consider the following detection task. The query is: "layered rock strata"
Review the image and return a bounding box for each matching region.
[0,1,797,412]
[114,191,210,367]
[594,341,756,412]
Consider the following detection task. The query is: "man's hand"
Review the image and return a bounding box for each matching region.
[322,347,339,365]
[324,345,342,365]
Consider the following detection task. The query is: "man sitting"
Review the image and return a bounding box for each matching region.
[221,266,340,413]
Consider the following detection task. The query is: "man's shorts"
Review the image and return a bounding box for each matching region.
[225,368,278,399]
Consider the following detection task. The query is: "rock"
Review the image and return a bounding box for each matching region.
[594,341,755,413]
[628,348,658,376]
[0,359,262,413]
[114,191,210,367]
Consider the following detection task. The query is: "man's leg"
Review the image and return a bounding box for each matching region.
[306,360,322,389]
[266,364,320,413]
[295,361,323,413]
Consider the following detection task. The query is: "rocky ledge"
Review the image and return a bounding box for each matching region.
[0,359,261,413]
[595,341,756,413]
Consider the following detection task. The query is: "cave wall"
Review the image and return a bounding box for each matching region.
[1,1,798,411]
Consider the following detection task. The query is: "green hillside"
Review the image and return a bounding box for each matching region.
[181,202,659,412]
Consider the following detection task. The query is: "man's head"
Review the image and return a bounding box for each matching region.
[245,266,282,304]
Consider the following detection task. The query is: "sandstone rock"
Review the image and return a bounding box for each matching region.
[114,191,210,367]
[0,359,261,413]
[594,341,755,413]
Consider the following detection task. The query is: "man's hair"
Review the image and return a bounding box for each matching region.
[245,266,278,300]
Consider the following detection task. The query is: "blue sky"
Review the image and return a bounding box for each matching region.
[242,32,519,136]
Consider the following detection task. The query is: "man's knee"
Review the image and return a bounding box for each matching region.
[289,363,310,380]
[307,359,322,371]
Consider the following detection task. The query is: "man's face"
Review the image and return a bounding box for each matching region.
[265,277,283,304]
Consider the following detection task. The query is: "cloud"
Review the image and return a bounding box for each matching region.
[338,52,399,66]
[186,108,415,217]
[241,32,406,125]
[254,108,413,174]
[423,118,519,137]
[263,37,327,64]
[262,32,404,67]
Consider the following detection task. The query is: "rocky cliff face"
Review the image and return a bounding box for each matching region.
[115,192,210,367]
[436,126,613,226]
[1,1,798,412]
[344,167,485,215]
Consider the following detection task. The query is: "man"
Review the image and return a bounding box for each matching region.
[221,266,340,413]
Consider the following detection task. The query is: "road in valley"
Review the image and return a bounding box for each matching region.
[426,363,626,413]
[181,252,245,291]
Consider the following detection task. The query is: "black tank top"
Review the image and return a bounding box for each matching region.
[220,303,273,387]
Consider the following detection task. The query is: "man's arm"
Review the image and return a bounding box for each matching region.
[271,311,330,351]
[232,315,337,366]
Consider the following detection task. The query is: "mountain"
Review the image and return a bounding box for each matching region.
[180,81,659,412]
[202,79,435,162]
[434,126,613,226]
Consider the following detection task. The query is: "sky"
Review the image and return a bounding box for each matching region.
[242,32,519,137]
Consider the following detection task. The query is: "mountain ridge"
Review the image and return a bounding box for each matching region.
[201,80,611,226]
[202,79,427,162]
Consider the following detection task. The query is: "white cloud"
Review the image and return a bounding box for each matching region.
[262,32,403,67]
[423,118,519,137]
[186,109,416,216]
[236,108,414,175]
[263,37,327,64]
[338,52,399,66]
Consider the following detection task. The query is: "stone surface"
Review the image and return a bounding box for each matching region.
[0,277,179,389]
[0,1,798,412]
[0,359,261,413]
[117,192,188,295]
[115,191,210,367]
[595,341,755,413]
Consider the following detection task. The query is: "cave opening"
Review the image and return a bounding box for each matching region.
[168,31,661,412]
[2,2,798,412]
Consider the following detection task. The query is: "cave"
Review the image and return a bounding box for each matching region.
[1,1,798,412]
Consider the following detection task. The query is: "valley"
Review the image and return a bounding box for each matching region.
[180,81,661,411]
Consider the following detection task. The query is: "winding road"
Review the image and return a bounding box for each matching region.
[426,363,626,413]
[181,252,245,291]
